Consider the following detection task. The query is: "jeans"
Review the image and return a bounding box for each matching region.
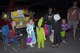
[47,25,52,36]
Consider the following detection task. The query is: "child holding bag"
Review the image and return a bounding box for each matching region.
[60,19,69,43]
[26,18,36,48]
[43,21,49,41]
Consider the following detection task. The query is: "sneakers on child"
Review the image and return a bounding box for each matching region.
[62,40,67,44]
[30,45,34,48]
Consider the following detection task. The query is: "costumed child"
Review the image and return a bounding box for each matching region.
[36,17,46,48]
[51,13,62,48]
[8,27,16,44]
[43,21,49,41]
[2,25,9,43]
[60,19,69,43]
[26,18,36,48]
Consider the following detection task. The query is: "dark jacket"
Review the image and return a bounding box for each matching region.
[44,13,54,25]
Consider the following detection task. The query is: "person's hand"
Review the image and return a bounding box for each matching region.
[44,37,46,41]
[27,32,30,35]
[38,26,41,30]
[77,21,79,24]
[20,34,23,36]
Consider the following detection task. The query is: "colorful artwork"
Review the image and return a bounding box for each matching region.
[11,10,25,18]
[11,11,18,18]
[11,9,31,28]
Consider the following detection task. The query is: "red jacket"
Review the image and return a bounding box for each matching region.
[7,21,12,28]
[8,30,15,38]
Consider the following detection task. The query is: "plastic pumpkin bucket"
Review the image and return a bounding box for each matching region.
[60,31,65,38]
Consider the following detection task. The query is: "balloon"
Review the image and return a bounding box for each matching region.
[11,11,18,17]
[54,13,61,21]
[12,18,19,22]
[17,10,23,14]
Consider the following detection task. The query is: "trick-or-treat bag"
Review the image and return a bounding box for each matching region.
[60,31,65,38]
[26,37,32,43]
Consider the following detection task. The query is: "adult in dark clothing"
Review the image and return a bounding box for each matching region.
[50,13,62,48]
[44,8,54,36]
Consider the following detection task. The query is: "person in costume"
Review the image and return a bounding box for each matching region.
[26,18,36,48]
[8,27,16,44]
[51,13,62,48]
[36,17,46,48]
[43,21,49,41]
[60,19,69,43]
[44,8,54,36]
[2,25,9,43]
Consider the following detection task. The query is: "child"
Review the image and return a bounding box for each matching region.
[8,28,16,44]
[2,25,9,43]
[36,17,46,48]
[26,18,36,48]
[43,21,49,41]
[60,19,69,43]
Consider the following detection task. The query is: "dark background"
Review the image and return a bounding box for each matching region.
[0,0,80,18]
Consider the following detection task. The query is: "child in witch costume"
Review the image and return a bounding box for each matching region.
[51,13,62,48]
[26,18,36,48]
[60,19,69,43]
[36,17,46,48]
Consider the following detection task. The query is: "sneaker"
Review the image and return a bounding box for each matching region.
[30,45,34,48]
[50,45,56,48]
[62,40,66,43]
[62,40,67,44]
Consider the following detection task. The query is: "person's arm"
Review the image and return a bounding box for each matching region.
[44,14,48,22]
[67,12,70,22]
[65,24,69,31]
[43,29,46,40]
[67,8,70,22]
[60,24,63,30]
[33,23,35,28]
[78,8,80,23]
[26,24,31,36]
[79,13,80,20]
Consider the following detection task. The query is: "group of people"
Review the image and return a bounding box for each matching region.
[1,1,80,49]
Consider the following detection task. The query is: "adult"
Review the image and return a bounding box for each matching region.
[44,8,54,36]
[67,1,80,40]
[51,12,61,48]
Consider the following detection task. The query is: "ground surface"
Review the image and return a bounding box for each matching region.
[0,30,80,53]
